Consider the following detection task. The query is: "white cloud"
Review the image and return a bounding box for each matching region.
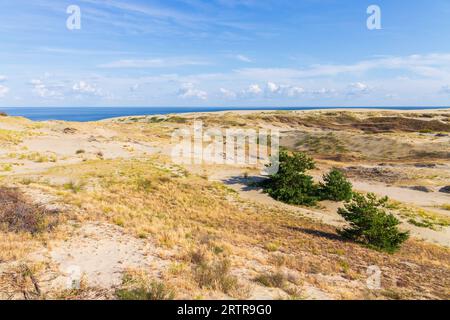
[28,77,107,100]
[266,81,281,94]
[265,82,305,97]
[310,88,336,96]
[347,82,371,96]
[72,81,103,96]
[0,85,10,98]
[243,84,263,95]
[287,86,305,97]
[220,88,237,99]
[0,76,8,97]
[235,53,450,81]
[178,83,208,100]
[239,82,306,98]
[29,79,64,99]
[235,54,252,63]
[16,52,450,106]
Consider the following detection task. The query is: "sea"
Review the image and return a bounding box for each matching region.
[0,106,448,122]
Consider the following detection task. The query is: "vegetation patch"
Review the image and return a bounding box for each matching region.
[18,152,57,163]
[0,187,58,234]
[263,149,318,206]
[0,129,24,145]
[338,193,409,253]
[389,201,450,230]
[296,132,348,156]
[319,168,353,202]
[116,270,175,300]
[263,150,353,206]
[190,249,239,296]
[255,271,286,288]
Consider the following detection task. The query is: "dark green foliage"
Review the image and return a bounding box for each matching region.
[319,168,353,201]
[264,150,318,206]
[338,193,409,253]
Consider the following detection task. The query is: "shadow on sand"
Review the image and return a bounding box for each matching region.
[285,226,346,242]
[222,175,269,192]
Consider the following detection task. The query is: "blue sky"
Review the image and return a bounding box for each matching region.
[1,0,450,107]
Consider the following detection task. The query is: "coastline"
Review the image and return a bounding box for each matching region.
[1,106,449,122]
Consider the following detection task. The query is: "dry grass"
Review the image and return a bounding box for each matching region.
[0,117,43,146]
[388,200,450,229]
[115,270,175,300]
[0,232,40,263]
[0,129,25,145]
[0,263,45,300]
[0,110,449,300]
[0,187,62,264]
[188,248,240,296]
[0,187,59,234]
[255,271,287,288]
[17,157,447,299]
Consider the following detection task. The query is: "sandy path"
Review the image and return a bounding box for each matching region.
[209,169,346,227]
[353,181,450,211]
[30,222,170,291]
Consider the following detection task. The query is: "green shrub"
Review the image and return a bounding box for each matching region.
[63,181,85,193]
[319,168,353,201]
[264,150,318,206]
[337,193,409,253]
[115,271,175,300]
[193,257,238,294]
[116,281,175,300]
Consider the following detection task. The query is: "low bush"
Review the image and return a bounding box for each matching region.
[337,193,409,253]
[264,150,318,206]
[319,168,353,201]
[0,187,58,234]
[255,271,286,288]
[116,281,175,300]
[193,257,238,294]
[63,181,85,193]
[115,271,175,300]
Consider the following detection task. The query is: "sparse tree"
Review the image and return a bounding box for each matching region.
[338,193,409,253]
[320,168,353,201]
[264,149,318,206]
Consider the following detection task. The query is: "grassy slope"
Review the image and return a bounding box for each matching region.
[1,157,448,299]
[0,110,449,299]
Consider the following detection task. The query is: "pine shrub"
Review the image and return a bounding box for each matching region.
[264,150,318,206]
[338,193,409,253]
[320,168,353,201]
